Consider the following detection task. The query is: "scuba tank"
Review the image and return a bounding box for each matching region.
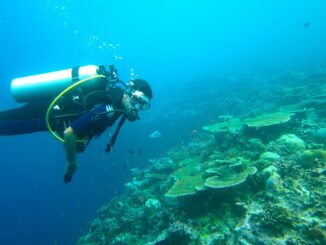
[10,65,107,103]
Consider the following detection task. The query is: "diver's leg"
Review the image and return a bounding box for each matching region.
[0,101,51,135]
[63,126,78,183]
[0,103,49,120]
[0,118,47,135]
[0,105,31,120]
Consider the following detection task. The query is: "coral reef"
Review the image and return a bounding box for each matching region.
[78,68,326,245]
[260,151,280,162]
[202,117,243,134]
[205,162,257,189]
[165,157,206,197]
[260,204,295,234]
[244,111,294,128]
[276,134,306,153]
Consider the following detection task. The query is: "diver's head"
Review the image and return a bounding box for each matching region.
[122,79,153,121]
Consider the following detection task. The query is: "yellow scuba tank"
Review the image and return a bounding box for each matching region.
[10,65,106,103]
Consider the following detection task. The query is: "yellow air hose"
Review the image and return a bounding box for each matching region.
[45,75,106,143]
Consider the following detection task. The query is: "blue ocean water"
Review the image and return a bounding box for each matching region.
[0,0,325,244]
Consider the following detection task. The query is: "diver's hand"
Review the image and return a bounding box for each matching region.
[64,163,78,183]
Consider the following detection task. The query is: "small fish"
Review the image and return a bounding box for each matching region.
[304,22,311,28]
[149,130,161,138]
[129,148,135,154]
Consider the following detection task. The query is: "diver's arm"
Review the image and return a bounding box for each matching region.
[64,126,77,163]
[63,126,78,183]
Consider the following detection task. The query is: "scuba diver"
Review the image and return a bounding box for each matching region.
[0,64,153,183]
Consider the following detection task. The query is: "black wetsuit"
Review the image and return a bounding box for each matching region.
[0,100,51,135]
[0,87,125,144]
[70,87,124,140]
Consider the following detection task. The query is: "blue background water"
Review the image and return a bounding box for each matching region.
[0,1,325,244]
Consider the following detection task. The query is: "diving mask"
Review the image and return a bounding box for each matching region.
[130,90,151,110]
